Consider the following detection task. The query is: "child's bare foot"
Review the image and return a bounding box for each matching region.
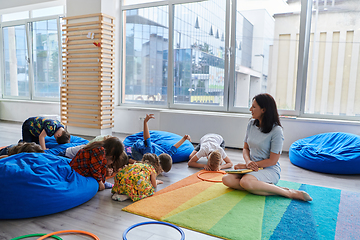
[289,189,312,201]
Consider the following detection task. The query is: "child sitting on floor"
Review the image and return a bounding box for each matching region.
[130,114,191,172]
[188,133,233,171]
[70,136,127,191]
[111,152,169,202]
[21,116,70,150]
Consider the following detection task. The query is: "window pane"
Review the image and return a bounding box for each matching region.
[32,19,60,98]
[2,11,29,22]
[174,0,226,106]
[123,0,165,6]
[122,7,169,105]
[304,1,360,117]
[32,6,64,18]
[234,0,301,110]
[3,25,30,98]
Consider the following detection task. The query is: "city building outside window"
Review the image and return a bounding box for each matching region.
[121,0,360,120]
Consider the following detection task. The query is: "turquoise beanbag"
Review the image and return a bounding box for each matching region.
[289,132,360,174]
[123,130,194,163]
[0,152,98,219]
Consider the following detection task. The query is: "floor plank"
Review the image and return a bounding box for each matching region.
[0,120,359,239]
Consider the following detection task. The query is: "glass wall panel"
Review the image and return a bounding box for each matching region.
[173,0,226,106]
[233,0,301,111]
[3,25,30,98]
[123,0,165,6]
[32,19,60,98]
[122,6,169,105]
[2,11,29,22]
[304,0,360,117]
[32,6,64,18]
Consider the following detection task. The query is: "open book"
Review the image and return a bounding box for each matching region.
[225,168,263,174]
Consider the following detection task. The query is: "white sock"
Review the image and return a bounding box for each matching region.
[112,193,130,201]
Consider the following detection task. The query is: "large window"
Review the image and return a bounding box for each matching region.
[122,6,169,105]
[120,0,360,120]
[32,19,60,98]
[1,6,63,100]
[304,0,360,118]
[3,24,29,97]
[173,1,226,107]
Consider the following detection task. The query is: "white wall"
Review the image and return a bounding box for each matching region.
[113,106,360,151]
[0,100,60,123]
[1,99,360,151]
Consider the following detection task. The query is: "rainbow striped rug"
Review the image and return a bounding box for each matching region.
[123,171,360,240]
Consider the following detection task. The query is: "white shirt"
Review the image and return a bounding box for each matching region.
[196,133,227,160]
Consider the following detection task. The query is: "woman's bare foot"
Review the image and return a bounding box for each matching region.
[289,189,312,201]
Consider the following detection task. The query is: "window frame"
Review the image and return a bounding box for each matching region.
[0,15,63,101]
[119,0,360,121]
[120,0,231,112]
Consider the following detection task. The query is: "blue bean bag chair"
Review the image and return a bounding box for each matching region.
[289,132,360,174]
[44,135,89,155]
[123,131,194,163]
[0,152,98,219]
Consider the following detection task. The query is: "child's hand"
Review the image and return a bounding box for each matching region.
[183,134,191,142]
[204,165,213,171]
[144,114,155,122]
[156,180,164,185]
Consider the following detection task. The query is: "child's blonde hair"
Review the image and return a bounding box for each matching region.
[208,150,222,171]
[142,153,163,174]
[159,153,172,172]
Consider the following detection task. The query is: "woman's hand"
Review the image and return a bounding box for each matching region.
[234,163,247,170]
[156,180,163,185]
[246,161,259,171]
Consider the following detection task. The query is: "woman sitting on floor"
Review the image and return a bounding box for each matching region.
[222,93,312,202]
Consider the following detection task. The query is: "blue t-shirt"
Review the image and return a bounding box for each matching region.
[131,138,177,161]
[244,119,284,162]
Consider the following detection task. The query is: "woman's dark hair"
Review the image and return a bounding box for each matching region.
[83,136,124,171]
[252,93,282,133]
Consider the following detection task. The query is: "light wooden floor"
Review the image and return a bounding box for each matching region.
[0,120,359,240]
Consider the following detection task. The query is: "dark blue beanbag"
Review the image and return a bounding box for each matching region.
[289,132,360,174]
[0,152,98,219]
[123,131,194,163]
[44,135,89,155]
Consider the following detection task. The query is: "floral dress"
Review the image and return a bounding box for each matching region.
[112,163,156,201]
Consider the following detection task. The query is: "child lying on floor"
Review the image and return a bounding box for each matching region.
[111,152,166,202]
[188,133,233,171]
[0,142,44,159]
